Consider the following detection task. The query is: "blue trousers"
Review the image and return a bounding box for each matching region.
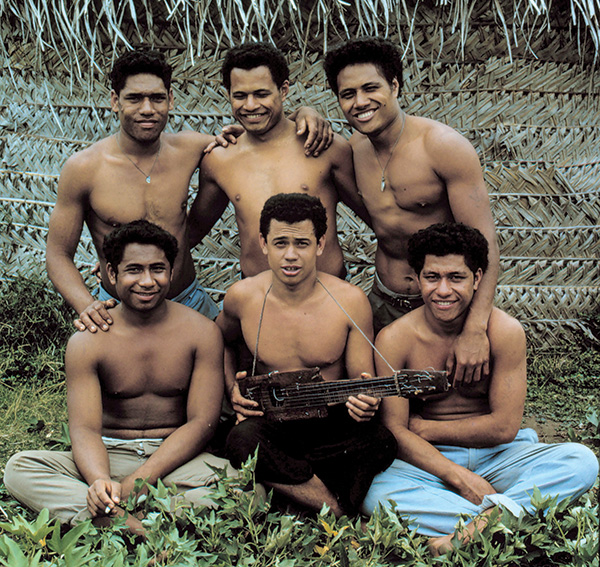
[98,278,219,320]
[361,428,599,536]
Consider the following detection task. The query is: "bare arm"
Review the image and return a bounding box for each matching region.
[118,320,225,494]
[341,286,380,422]
[216,287,263,421]
[288,107,334,157]
[330,136,372,227]
[46,157,117,333]
[375,323,496,505]
[432,129,499,384]
[408,312,527,447]
[66,333,120,516]
[188,156,230,248]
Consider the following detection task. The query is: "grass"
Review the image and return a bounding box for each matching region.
[0,277,598,566]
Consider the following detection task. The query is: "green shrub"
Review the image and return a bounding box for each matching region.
[0,278,73,385]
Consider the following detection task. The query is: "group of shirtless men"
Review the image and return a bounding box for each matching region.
[4,38,597,556]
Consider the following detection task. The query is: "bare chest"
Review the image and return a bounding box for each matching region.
[354,141,449,214]
[243,305,349,373]
[98,339,194,399]
[215,150,336,216]
[87,174,189,229]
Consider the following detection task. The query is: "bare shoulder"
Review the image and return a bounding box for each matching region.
[64,327,105,366]
[418,116,478,159]
[166,130,213,153]
[488,307,526,348]
[328,132,352,154]
[376,308,421,347]
[200,135,245,171]
[223,271,271,312]
[317,273,369,307]
[168,301,219,333]
[59,138,111,185]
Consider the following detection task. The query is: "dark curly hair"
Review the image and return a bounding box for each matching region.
[103,220,178,272]
[260,193,328,241]
[222,42,289,91]
[324,37,403,95]
[408,223,489,276]
[110,50,172,94]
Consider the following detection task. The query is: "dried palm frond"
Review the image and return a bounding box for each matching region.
[1,0,599,86]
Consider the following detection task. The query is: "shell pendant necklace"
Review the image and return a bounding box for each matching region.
[117,133,161,184]
[372,111,406,191]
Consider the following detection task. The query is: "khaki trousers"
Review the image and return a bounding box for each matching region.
[4,438,237,525]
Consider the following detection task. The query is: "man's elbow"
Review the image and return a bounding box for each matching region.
[491,420,520,445]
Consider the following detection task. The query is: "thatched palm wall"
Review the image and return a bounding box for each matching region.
[1,0,598,349]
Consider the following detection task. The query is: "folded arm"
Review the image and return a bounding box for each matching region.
[433,130,499,384]
[375,326,497,505]
[409,313,527,447]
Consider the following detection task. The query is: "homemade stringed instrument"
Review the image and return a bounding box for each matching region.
[237,367,449,421]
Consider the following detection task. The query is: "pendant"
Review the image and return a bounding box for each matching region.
[380,175,386,191]
[146,176,151,184]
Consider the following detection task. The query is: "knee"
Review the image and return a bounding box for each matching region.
[225,419,265,467]
[568,444,599,492]
[4,451,34,495]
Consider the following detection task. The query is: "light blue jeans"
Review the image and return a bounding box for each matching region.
[98,278,219,320]
[362,428,599,536]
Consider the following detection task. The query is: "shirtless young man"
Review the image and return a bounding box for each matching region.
[361,223,598,556]
[324,38,500,383]
[46,49,330,333]
[5,220,232,534]
[217,193,396,516]
[188,42,369,279]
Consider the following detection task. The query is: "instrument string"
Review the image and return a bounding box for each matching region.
[257,372,441,408]
[316,278,396,373]
[251,283,273,377]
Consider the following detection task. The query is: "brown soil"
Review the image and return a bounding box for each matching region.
[522,416,568,444]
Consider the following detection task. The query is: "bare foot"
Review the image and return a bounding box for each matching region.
[428,534,454,557]
[92,506,146,538]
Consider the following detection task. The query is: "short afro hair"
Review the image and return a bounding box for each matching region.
[324,37,403,95]
[260,193,328,241]
[222,42,289,91]
[110,49,172,94]
[408,223,489,276]
[103,219,178,272]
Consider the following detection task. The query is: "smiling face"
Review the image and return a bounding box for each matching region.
[419,254,482,326]
[107,242,172,312]
[260,219,324,284]
[110,73,173,144]
[335,63,400,137]
[228,66,288,136]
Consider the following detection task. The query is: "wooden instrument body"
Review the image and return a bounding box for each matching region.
[237,367,449,421]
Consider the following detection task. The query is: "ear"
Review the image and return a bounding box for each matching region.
[107,263,118,286]
[391,77,400,98]
[316,235,325,257]
[260,234,268,255]
[279,80,290,102]
[473,268,483,291]
[110,90,120,113]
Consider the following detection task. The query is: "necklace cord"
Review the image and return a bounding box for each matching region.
[373,111,406,191]
[116,133,162,183]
